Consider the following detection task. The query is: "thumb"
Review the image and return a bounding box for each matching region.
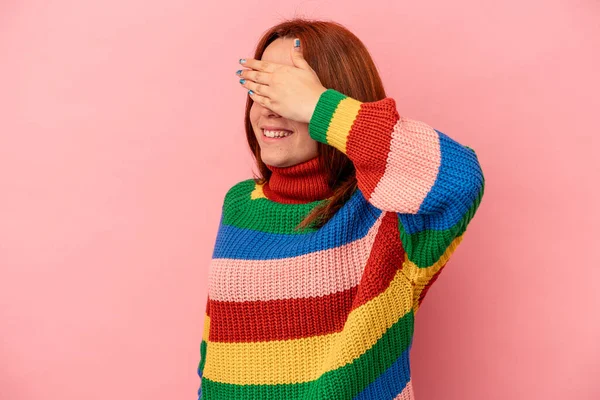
[291,38,311,70]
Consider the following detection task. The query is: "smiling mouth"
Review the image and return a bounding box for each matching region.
[262,129,294,139]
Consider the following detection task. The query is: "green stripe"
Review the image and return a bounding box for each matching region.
[199,338,207,374]
[222,180,328,234]
[398,182,485,267]
[201,309,414,399]
[308,89,347,145]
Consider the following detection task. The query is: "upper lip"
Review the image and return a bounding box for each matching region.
[261,126,293,132]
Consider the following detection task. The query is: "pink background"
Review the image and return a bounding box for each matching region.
[1,1,599,399]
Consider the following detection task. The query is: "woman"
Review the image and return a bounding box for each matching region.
[197,19,484,400]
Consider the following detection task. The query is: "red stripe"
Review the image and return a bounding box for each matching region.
[209,285,358,342]
[346,98,399,200]
[352,212,405,309]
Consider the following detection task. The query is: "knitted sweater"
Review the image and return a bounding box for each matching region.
[197,89,485,399]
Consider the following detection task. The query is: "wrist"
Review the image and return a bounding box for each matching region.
[307,87,328,124]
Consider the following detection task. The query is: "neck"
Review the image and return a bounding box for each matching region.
[262,156,333,204]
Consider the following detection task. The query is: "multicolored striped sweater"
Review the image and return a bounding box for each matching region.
[197,89,485,399]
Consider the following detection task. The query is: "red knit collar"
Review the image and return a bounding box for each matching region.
[262,156,333,204]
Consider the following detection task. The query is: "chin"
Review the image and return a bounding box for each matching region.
[261,153,294,167]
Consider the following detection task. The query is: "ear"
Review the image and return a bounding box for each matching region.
[290,38,311,70]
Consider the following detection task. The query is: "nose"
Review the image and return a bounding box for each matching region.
[260,103,280,118]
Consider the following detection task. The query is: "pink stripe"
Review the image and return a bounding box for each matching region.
[208,214,385,302]
[369,116,441,213]
[394,380,415,399]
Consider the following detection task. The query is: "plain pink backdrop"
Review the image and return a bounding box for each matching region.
[1,1,598,399]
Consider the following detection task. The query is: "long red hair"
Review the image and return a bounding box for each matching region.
[244,18,388,230]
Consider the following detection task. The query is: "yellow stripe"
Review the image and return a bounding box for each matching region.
[250,182,267,200]
[203,313,210,342]
[325,97,362,154]
[401,234,465,314]
[203,267,413,385]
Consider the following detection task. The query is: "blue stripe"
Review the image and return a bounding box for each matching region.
[353,345,412,400]
[212,190,382,260]
[399,129,484,235]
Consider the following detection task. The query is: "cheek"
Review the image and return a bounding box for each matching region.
[249,104,260,125]
[249,107,263,141]
[295,126,312,141]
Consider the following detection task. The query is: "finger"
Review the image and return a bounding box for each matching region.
[240,57,276,73]
[247,89,272,109]
[240,78,271,98]
[240,69,271,86]
[290,38,312,70]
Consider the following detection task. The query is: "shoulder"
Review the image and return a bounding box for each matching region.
[221,178,258,209]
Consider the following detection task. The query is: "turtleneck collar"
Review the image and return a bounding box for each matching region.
[262,156,334,204]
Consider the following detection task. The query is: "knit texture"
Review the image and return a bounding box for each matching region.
[197,89,485,399]
[262,156,334,204]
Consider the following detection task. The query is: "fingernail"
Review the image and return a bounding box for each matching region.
[239,58,246,64]
[294,38,300,48]
[248,90,254,95]
[236,70,242,76]
[239,79,246,84]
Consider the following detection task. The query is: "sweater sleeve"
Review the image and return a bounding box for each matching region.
[308,89,485,311]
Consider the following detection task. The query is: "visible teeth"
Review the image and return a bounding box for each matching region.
[264,130,293,138]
